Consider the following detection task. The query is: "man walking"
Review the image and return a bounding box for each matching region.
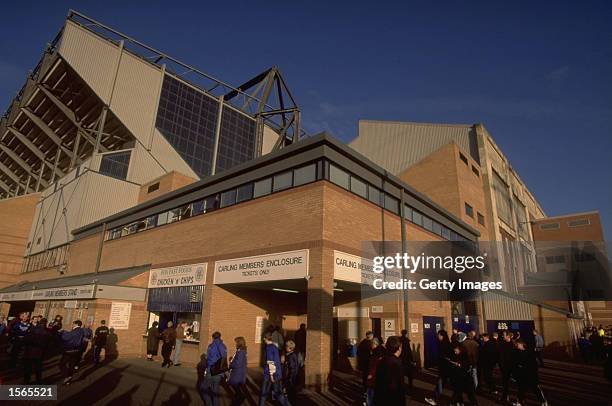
[23,318,52,384]
[160,321,176,368]
[373,336,405,406]
[357,331,374,396]
[259,331,290,406]
[459,330,479,390]
[59,320,85,385]
[400,329,415,389]
[206,331,228,406]
[9,312,31,368]
[93,320,110,364]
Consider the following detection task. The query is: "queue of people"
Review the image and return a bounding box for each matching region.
[423,328,547,406]
[1,312,114,385]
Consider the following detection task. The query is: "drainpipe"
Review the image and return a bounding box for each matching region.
[400,189,409,331]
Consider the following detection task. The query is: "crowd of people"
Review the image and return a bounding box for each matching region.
[0,312,114,385]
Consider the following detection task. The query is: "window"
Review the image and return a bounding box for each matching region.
[192,200,205,216]
[459,153,468,165]
[157,211,169,226]
[412,210,423,226]
[350,177,368,199]
[293,164,317,186]
[236,183,253,203]
[432,220,442,235]
[368,186,382,205]
[514,195,528,238]
[545,256,565,264]
[384,194,400,214]
[403,205,412,220]
[167,208,181,223]
[539,223,559,230]
[575,253,595,262]
[568,219,590,227]
[465,203,474,218]
[254,178,272,197]
[471,165,479,177]
[204,195,218,212]
[441,226,451,240]
[273,171,293,192]
[329,164,350,190]
[477,212,485,226]
[220,189,237,207]
[145,215,158,229]
[147,182,160,193]
[156,75,220,177]
[216,107,257,172]
[99,151,131,180]
[422,215,433,231]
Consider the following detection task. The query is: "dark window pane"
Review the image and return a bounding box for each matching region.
[220,189,237,207]
[215,107,257,173]
[412,211,423,226]
[441,226,451,240]
[192,200,205,216]
[99,151,131,180]
[432,220,442,235]
[156,75,220,177]
[204,195,219,211]
[254,178,272,197]
[273,171,292,192]
[423,216,433,231]
[403,205,412,220]
[237,183,253,203]
[294,164,316,186]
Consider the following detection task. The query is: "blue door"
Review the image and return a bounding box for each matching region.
[423,316,445,369]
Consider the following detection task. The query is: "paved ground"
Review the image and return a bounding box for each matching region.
[1,355,611,405]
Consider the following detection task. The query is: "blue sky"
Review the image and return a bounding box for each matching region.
[1,1,611,237]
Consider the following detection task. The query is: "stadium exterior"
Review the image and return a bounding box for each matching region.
[0,10,607,391]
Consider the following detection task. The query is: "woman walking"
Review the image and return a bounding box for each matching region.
[228,336,248,406]
[146,321,160,361]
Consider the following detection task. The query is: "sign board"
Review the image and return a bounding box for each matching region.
[371,306,383,313]
[214,250,309,284]
[383,331,395,342]
[411,322,419,333]
[109,302,132,330]
[148,263,207,288]
[384,319,395,331]
[333,251,401,284]
[1,285,95,302]
[337,307,369,318]
[255,316,264,344]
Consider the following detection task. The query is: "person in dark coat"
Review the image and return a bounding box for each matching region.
[459,331,479,390]
[448,342,478,406]
[425,330,453,406]
[294,323,307,356]
[9,312,31,369]
[366,338,384,406]
[259,332,290,406]
[206,331,229,406]
[479,333,499,394]
[513,339,547,405]
[196,352,209,404]
[93,320,110,364]
[373,336,405,406]
[357,331,374,394]
[229,336,248,406]
[284,340,301,405]
[160,321,176,368]
[23,318,52,384]
[146,321,160,361]
[59,320,85,385]
[498,331,516,403]
[400,329,415,389]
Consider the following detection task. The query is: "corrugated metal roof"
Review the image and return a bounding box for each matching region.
[350,120,479,175]
[0,266,149,293]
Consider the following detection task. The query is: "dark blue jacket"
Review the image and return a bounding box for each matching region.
[228,349,247,385]
[11,321,31,339]
[263,343,282,380]
[206,338,227,369]
[61,327,85,351]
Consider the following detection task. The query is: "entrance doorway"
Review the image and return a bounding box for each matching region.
[423,316,445,369]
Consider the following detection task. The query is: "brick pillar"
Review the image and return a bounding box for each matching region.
[305,247,334,391]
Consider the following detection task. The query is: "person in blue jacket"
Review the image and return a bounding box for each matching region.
[9,312,31,368]
[228,336,248,406]
[259,331,291,406]
[204,331,228,406]
[59,320,85,385]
